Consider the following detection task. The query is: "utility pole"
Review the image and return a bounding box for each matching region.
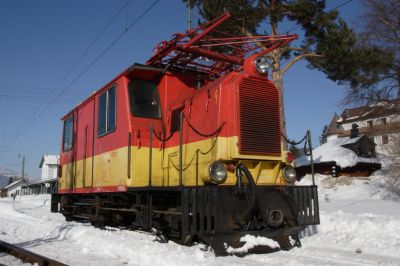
[22,155,25,180]
[19,154,25,181]
[18,154,25,198]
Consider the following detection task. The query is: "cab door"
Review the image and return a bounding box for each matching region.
[76,99,95,188]
[60,113,75,191]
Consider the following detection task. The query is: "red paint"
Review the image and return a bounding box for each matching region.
[226,163,235,172]
[58,185,127,194]
[60,64,280,165]
[146,12,296,77]
[238,77,281,156]
[58,14,294,191]
[286,152,294,163]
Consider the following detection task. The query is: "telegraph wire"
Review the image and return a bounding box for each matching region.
[0,1,129,151]
[0,139,58,154]
[1,96,8,149]
[61,0,160,98]
[61,1,129,84]
[0,1,128,151]
[0,83,52,90]
[332,0,355,10]
[1,0,159,151]
[0,93,75,101]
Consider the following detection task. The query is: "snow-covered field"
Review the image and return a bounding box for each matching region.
[1,173,400,265]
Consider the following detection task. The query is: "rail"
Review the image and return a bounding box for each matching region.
[0,239,67,266]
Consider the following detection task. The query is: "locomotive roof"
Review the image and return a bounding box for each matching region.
[61,63,164,120]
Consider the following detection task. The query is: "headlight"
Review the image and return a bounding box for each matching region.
[208,161,227,184]
[283,165,297,183]
[255,56,271,74]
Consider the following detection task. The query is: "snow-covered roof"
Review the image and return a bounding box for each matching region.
[39,155,60,168]
[339,99,400,124]
[25,177,58,185]
[2,179,22,190]
[295,136,379,168]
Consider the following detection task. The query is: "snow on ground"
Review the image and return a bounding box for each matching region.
[295,136,380,168]
[1,173,400,265]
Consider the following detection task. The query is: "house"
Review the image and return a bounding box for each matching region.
[39,155,60,180]
[0,179,22,198]
[295,135,381,177]
[20,155,59,196]
[20,178,58,195]
[326,99,400,154]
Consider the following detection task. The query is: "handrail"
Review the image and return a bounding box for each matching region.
[179,112,183,186]
[282,130,315,185]
[149,125,153,186]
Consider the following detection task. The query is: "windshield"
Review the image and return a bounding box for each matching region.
[128,79,161,119]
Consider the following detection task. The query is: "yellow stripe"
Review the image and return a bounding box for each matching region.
[59,136,288,190]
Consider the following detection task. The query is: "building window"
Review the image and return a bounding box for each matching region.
[98,85,117,136]
[382,135,389,145]
[367,120,373,128]
[129,80,161,119]
[381,117,387,125]
[63,115,74,151]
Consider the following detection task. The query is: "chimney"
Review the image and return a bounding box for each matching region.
[350,123,359,138]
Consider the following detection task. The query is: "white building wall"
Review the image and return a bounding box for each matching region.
[41,166,48,181]
[341,115,391,131]
[49,165,57,179]
[376,133,400,155]
[340,114,399,155]
[8,185,21,197]
[41,164,58,180]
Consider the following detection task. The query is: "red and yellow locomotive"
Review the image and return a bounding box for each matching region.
[51,13,319,254]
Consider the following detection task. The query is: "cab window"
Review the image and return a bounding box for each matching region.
[98,85,116,136]
[63,115,74,151]
[128,80,161,119]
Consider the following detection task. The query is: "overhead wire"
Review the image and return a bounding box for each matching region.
[1,0,160,151]
[0,83,53,90]
[0,3,126,151]
[0,93,75,101]
[0,1,129,151]
[0,139,58,154]
[1,96,8,149]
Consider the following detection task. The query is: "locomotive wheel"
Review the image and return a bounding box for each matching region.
[91,215,106,228]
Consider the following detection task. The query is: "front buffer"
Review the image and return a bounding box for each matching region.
[181,177,319,255]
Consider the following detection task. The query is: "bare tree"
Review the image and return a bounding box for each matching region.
[346,0,400,105]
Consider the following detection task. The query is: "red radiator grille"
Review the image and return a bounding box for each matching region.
[238,77,281,156]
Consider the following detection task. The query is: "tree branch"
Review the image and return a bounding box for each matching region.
[281,53,323,75]
[288,47,305,52]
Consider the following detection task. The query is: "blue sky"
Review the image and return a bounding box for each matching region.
[0,0,363,177]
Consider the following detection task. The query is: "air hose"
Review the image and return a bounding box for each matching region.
[235,163,258,226]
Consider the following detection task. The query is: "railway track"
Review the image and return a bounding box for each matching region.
[0,239,67,266]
